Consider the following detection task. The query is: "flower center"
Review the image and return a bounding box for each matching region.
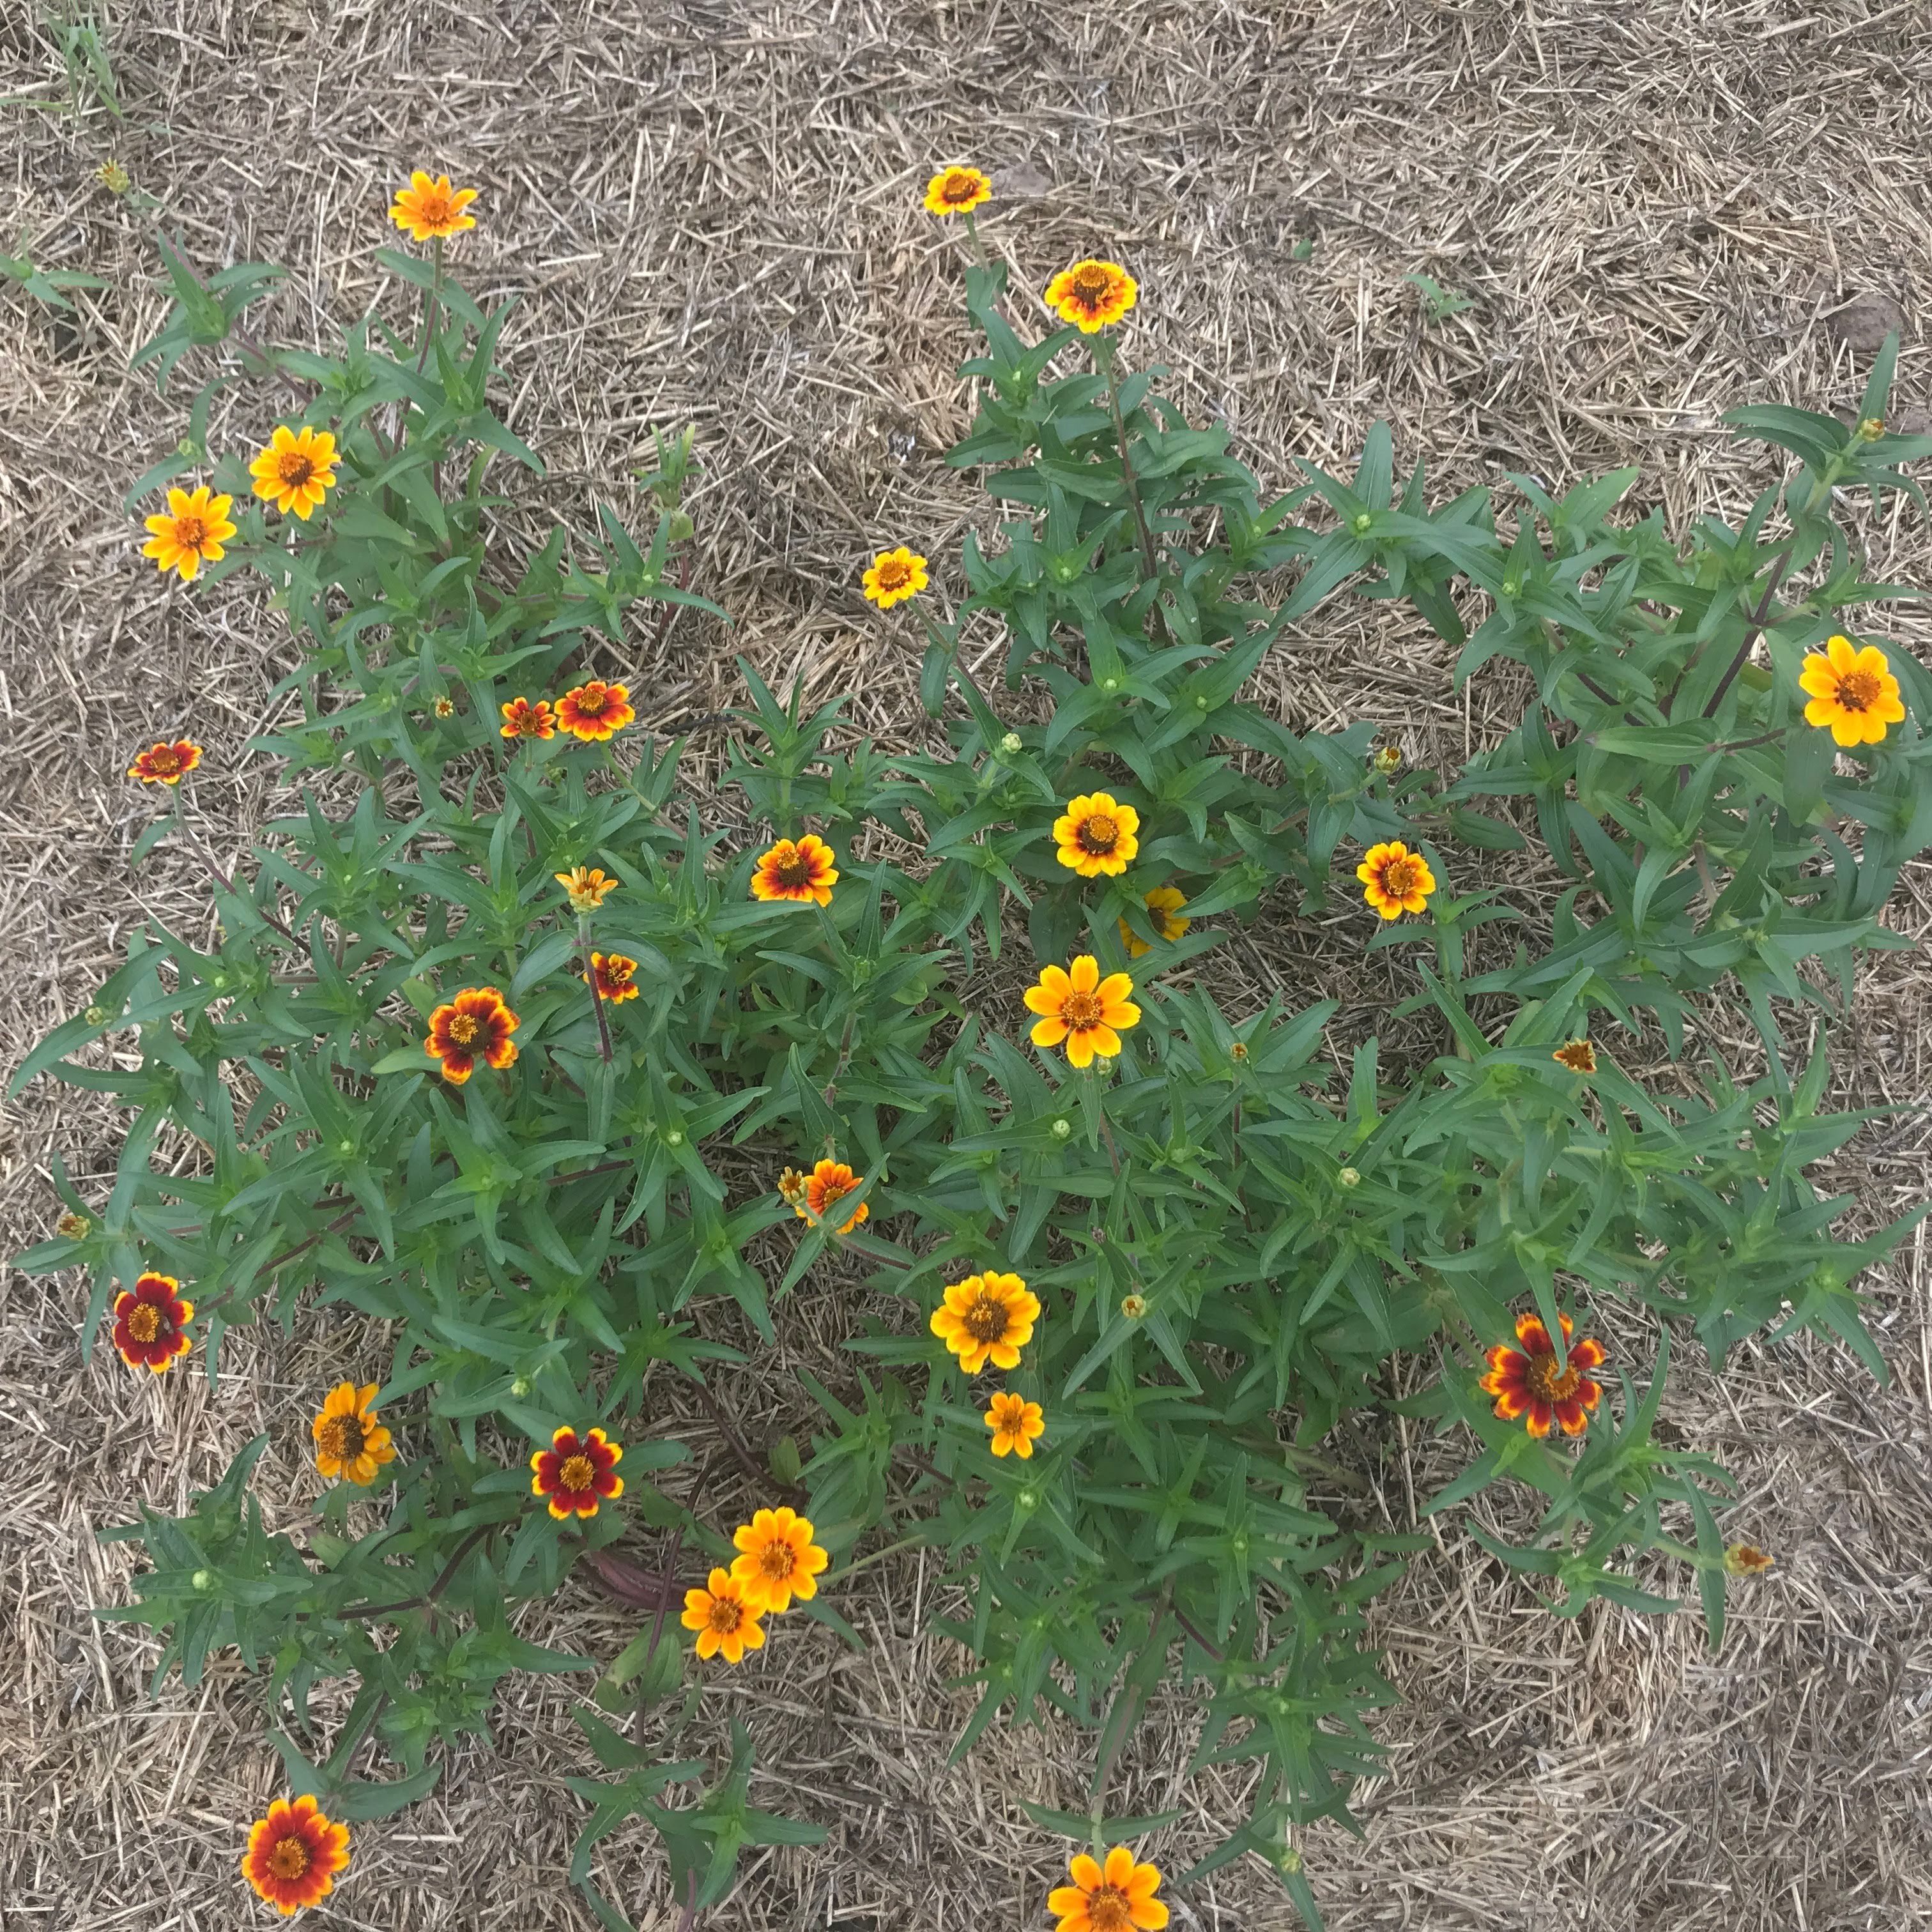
[758,1540,797,1581]
[942,172,978,204]
[963,1294,1011,1344]
[1835,668,1882,712]
[279,454,315,487]
[774,850,813,887]
[1379,856,1422,897]
[1071,266,1112,306]
[421,190,455,224]
[268,1836,312,1880]
[318,1414,365,1462]
[1077,812,1118,854]
[1061,990,1103,1029]
[126,1303,163,1343]
[577,688,608,714]
[173,516,208,549]
[1525,1353,1582,1401]
[708,1595,744,1634]
[148,747,183,776]
[558,1453,595,1491]
[875,558,913,590]
[447,1013,479,1045]
[605,960,632,988]
[1085,1885,1133,1932]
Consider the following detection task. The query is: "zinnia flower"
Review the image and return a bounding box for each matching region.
[1552,1039,1597,1074]
[111,1270,194,1372]
[861,546,928,610]
[588,951,640,1002]
[930,1270,1040,1374]
[241,1795,351,1916]
[729,1505,829,1614]
[1048,1845,1169,1932]
[985,1391,1045,1458]
[680,1567,766,1663]
[1725,1543,1775,1578]
[1120,886,1188,957]
[141,484,236,582]
[500,696,556,740]
[923,164,993,216]
[1479,1312,1607,1439]
[787,1157,868,1233]
[432,696,456,719]
[556,679,634,742]
[424,986,519,1084]
[248,425,339,520]
[528,1425,624,1520]
[128,739,204,786]
[1798,634,1906,747]
[556,865,620,911]
[1356,839,1436,919]
[1044,258,1138,333]
[751,834,838,905]
[1054,792,1140,878]
[311,1381,395,1485]
[1025,956,1140,1068]
[389,170,479,242]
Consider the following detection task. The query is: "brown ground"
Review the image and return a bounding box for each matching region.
[5,1,1932,1927]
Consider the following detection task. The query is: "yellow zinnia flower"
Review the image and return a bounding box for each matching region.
[1054,792,1140,878]
[390,170,479,242]
[1049,1846,1169,1932]
[923,165,992,217]
[984,1390,1045,1459]
[1355,840,1436,919]
[1797,634,1906,747]
[1044,258,1138,333]
[249,424,339,520]
[729,1506,830,1614]
[141,485,236,583]
[1024,956,1140,1068]
[862,546,929,610]
[930,1271,1039,1374]
[1119,885,1188,957]
[311,1381,396,1485]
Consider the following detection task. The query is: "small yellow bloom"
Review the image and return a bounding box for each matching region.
[1044,258,1138,333]
[1024,956,1140,1069]
[930,1271,1039,1374]
[1054,792,1140,879]
[729,1506,829,1614]
[1552,1039,1597,1075]
[249,424,339,520]
[312,1381,396,1485]
[680,1567,765,1663]
[390,170,479,242]
[141,485,236,583]
[1798,634,1905,747]
[1356,840,1436,919]
[1050,1845,1169,1932]
[751,835,838,905]
[923,165,993,217]
[862,546,928,610]
[1120,885,1188,957]
[984,1390,1045,1459]
[556,866,620,912]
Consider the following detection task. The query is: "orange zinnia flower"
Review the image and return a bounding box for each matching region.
[1044,258,1138,333]
[556,679,634,742]
[500,695,556,740]
[681,1567,766,1663]
[587,951,640,1002]
[311,1381,395,1485]
[786,1157,868,1232]
[1552,1039,1597,1074]
[248,424,339,520]
[985,1390,1045,1459]
[556,865,620,912]
[1049,1845,1169,1932]
[923,164,993,216]
[128,739,204,786]
[242,1795,351,1916]
[389,170,479,241]
[1120,885,1189,958]
[111,1270,194,1373]
[861,546,929,610]
[1356,839,1436,919]
[528,1425,624,1521]
[751,834,838,905]
[1725,1542,1775,1578]
[1024,956,1140,1068]
[1054,790,1140,878]
[423,986,519,1084]
[930,1271,1039,1374]
[1798,634,1906,747]
[141,484,236,582]
[1479,1312,1607,1439]
[729,1505,830,1614]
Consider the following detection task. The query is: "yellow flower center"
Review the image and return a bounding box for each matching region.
[1071,266,1114,306]
[317,1413,366,1462]
[1524,1353,1582,1402]
[1377,855,1423,898]
[1077,812,1119,854]
[963,1293,1012,1344]
[1086,1885,1133,1932]
[126,1303,162,1343]
[603,960,634,989]
[172,515,208,550]
[707,1594,744,1634]
[774,848,813,887]
[279,452,316,488]
[758,1539,797,1581]
[1061,989,1104,1029]
[1833,668,1882,712]
[558,1453,595,1491]
[875,557,914,591]
[268,1835,312,1880]
[447,1013,480,1045]
[576,687,608,715]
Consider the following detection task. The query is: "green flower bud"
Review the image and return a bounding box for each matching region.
[664,1129,685,1147]
[56,1212,91,1239]
[84,1004,109,1027]
[1858,415,1885,442]
[667,509,695,542]
[510,1376,532,1398]
[1100,676,1121,694]
[1352,512,1374,535]
[1050,1117,1072,1139]
[1121,1292,1147,1320]
[1000,732,1023,755]
[1337,1167,1361,1188]
[1278,1847,1303,1875]
[192,1570,215,1592]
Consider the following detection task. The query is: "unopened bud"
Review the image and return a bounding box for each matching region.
[1229,1041,1250,1063]
[57,1212,92,1239]
[510,1376,532,1398]
[84,1004,109,1026]
[1000,732,1023,755]
[664,1129,685,1147]
[1337,1167,1361,1188]
[1857,416,1885,442]
[191,1570,215,1592]
[667,509,696,543]
[433,696,455,718]
[96,159,131,195]
[776,1167,809,1207]
[1120,1293,1147,1320]
[1372,745,1402,774]
[1277,1847,1303,1876]
[1050,1118,1072,1140]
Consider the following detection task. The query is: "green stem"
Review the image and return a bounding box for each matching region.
[414,235,443,378]
[578,912,614,1064]
[1096,337,1160,588]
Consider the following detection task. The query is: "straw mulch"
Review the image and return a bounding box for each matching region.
[3,2,1931,1927]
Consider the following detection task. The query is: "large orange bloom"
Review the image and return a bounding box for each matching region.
[1479,1312,1607,1439]
[729,1505,829,1614]
[1054,791,1140,878]
[389,170,479,241]
[923,165,993,217]
[930,1271,1039,1374]
[1044,259,1138,333]
[556,679,634,742]
[500,696,556,740]
[424,986,519,1084]
[311,1381,395,1485]
[1049,1846,1169,1932]
[1025,955,1140,1068]
[141,485,236,582]
[587,952,640,1002]
[1798,634,1906,747]
[862,545,929,610]
[1356,839,1436,919]
[528,1425,624,1520]
[111,1271,194,1372]
[249,424,339,520]
[751,834,838,905]
[241,1795,350,1916]
[680,1567,766,1664]
[128,739,204,786]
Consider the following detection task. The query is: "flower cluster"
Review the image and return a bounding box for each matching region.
[500,679,634,742]
[779,1156,869,1233]
[682,1506,829,1665]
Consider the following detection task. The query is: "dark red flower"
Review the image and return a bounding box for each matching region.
[1479,1312,1607,1438]
[423,986,519,1084]
[529,1425,624,1520]
[111,1271,194,1373]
